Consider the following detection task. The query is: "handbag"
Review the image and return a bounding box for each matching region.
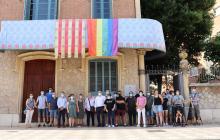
[88,98,95,112]
[23,109,27,114]
[152,97,157,113]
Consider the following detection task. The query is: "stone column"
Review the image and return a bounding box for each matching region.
[137,49,146,93]
[135,0,141,18]
[179,51,190,119]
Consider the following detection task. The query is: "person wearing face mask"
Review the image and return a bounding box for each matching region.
[36,91,47,127]
[126,91,137,126]
[85,93,95,127]
[48,93,58,127]
[57,92,67,128]
[154,90,163,127]
[136,90,147,127]
[190,87,201,124]
[170,90,175,123]
[162,92,169,126]
[104,94,116,127]
[25,93,35,128]
[67,94,77,127]
[115,91,127,126]
[113,92,119,99]
[165,89,173,125]
[172,90,185,123]
[45,88,53,124]
[95,91,106,127]
[77,94,85,127]
[145,91,154,126]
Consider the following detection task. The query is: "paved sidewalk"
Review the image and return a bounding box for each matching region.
[0,125,220,140]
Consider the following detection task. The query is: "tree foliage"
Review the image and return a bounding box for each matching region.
[141,0,215,66]
[204,34,220,66]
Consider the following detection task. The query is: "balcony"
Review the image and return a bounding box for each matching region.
[0,18,166,57]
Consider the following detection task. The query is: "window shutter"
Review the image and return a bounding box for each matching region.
[54,0,58,19]
[92,0,97,18]
[24,0,31,20]
[93,0,112,18]
[93,0,102,18]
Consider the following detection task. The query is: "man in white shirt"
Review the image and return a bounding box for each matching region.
[36,91,47,127]
[85,93,95,127]
[95,91,106,127]
[57,92,67,128]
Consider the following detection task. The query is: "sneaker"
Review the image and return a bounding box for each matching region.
[43,124,46,127]
[108,125,111,128]
[112,125,115,128]
[143,125,147,128]
[137,124,140,127]
[38,124,41,128]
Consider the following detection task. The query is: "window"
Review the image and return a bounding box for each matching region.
[89,59,117,96]
[92,0,112,18]
[24,0,58,20]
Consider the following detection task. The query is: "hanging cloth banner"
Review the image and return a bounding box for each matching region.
[55,19,86,58]
[87,19,118,56]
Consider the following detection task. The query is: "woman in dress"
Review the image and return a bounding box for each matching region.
[25,93,35,128]
[67,94,78,127]
[77,94,85,127]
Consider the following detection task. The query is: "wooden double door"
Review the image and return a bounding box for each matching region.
[22,59,55,122]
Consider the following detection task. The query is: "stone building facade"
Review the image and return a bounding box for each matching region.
[0,0,166,126]
[212,0,220,36]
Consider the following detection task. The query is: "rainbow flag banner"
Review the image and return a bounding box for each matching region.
[87,19,118,56]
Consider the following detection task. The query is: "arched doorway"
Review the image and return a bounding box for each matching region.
[22,59,55,122]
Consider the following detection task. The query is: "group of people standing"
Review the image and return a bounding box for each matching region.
[24,87,201,128]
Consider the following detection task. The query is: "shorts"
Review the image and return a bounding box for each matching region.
[168,105,173,115]
[163,105,168,110]
[38,109,45,117]
[50,109,58,118]
[146,109,154,117]
[153,105,163,113]
[116,110,126,116]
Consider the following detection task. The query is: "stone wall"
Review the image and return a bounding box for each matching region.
[113,0,136,18]
[120,49,139,91]
[59,0,91,19]
[56,58,85,95]
[0,0,24,21]
[0,51,20,126]
[0,51,20,114]
[190,83,220,123]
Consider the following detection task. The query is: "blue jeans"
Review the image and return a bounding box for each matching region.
[107,110,115,125]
